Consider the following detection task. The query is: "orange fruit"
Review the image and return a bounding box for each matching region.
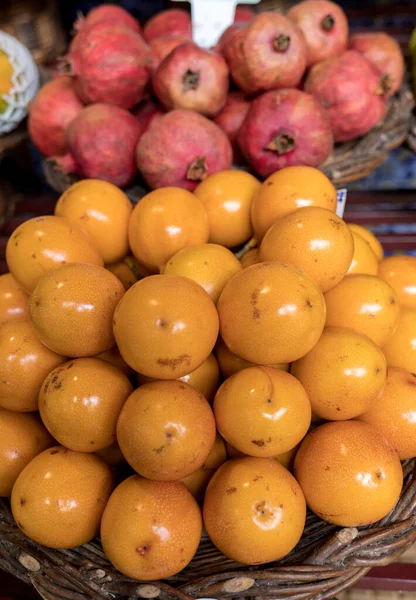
[0,409,53,496]
[382,307,416,374]
[128,187,209,272]
[251,166,337,243]
[101,475,202,580]
[294,421,403,526]
[215,336,289,378]
[39,358,133,452]
[0,273,28,325]
[324,274,400,347]
[164,243,242,304]
[0,320,65,412]
[214,367,311,456]
[12,447,113,548]
[347,230,378,276]
[378,255,416,308]
[113,274,219,379]
[274,444,300,471]
[95,346,134,378]
[291,327,387,420]
[6,215,103,293]
[117,380,216,480]
[95,442,125,467]
[181,433,227,502]
[29,263,124,357]
[106,260,138,291]
[358,367,416,460]
[194,170,260,248]
[348,224,384,261]
[203,457,306,564]
[217,262,326,364]
[259,207,354,292]
[240,248,260,268]
[55,179,133,264]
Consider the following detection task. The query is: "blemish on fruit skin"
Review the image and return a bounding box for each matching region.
[153,445,165,454]
[253,476,263,482]
[50,449,59,455]
[306,299,313,307]
[226,487,237,494]
[390,297,396,304]
[157,354,191,370]
[136,543,150,556]
[20,498,26,506]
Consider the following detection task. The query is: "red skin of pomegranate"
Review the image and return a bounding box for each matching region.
[214,22,245,56]
[143,9,192,43]
[136,109,233,190]
[56,104,142,187]
[214,92,251,162]
[349,32,404,98]
[152,42,229,118]
[68,23,151,110]
[304,50,387,142]
[75,5,142,35]
[133,98,164,136]
[287,0,349,67]
[224,12,307,95]
[28,76,83,157]
[234,6,255,23]
[237,89,334,178]
[151,34,192,72]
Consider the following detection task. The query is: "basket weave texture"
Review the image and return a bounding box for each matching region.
[0,461,415,600]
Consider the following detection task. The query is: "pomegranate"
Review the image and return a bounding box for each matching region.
[136,109,233,190]
[215,22,245,56]
[237,89,333,178]
[67,23,151,109]
[287,0,349,66]
[214,91,250,162]
[235,6,255,23]
[143,9,192,43]
[153,42,229,117]
[151,34,192,72]
[28,77,83,157]
[55,104,142,187]
[349,32,404,98]
[133,98,164,136]
[305,50,387,142]
[74,5,142,35]
[224,12,307,94]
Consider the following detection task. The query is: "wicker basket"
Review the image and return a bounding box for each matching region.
[407,112,416,154]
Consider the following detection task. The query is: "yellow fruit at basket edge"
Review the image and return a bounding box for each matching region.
[348,224,384,261]
[382,306,416,374]
[378,254,416,309]
[347,230,378,276]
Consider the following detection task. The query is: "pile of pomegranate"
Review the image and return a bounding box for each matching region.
[28,1,405,189]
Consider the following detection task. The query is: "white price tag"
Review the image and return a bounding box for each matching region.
[336,188,348,219]
[172,0,260,48]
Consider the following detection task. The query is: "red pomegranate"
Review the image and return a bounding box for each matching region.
[74,5,142,35]
[28,76,83,157]
[237,89,333,178]
[150,34,192,72]
[234,6,255,23]
[214,22,245,56]
[224,12,307,94]
[305,50,387,142]
[152,42,229,117]
[213,92,251,162]
[55,104,142,187]
[67,23,151,109]
[143,9,192,43]
[287,0,349,66]
[349,32,404,98]
[133,98,164,135]
[136,109,233,190]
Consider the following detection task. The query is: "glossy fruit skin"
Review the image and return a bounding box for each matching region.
[164,243,242,304]
[260,207,353,292]
[358,367,416,460]
[203,457,306,564]
[0,273,28,325]
[382,307,416,374]
[101,475,201,580]
[348,224,384,261]
[378,255,416,309]
[143,9,192,43]
[6,215,103,293]
[106,260,138,291]
[150,34,192,73]
[348,230,378,276]
[291,326,387,420]
[240,248,260,269]
[181,432,227,502]
[0,409,54,496]
[324,274,400,347]
[251,166,337,242]
[117,380,216,481]
[0,321,65,412]
[215,336,289,378]
[113,274,219,379]
[217,262,326,364]
[214,367,311,457]
[95,346,134,378]
[178,353,220,403]
[11,447,113,548]
[128,187,209,272]
[29,263,124,357]
[294,421,403,526]
[55,179,132,264]
[39,358,133,452]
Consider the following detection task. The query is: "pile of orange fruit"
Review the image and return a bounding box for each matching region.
[0,166,416,581]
